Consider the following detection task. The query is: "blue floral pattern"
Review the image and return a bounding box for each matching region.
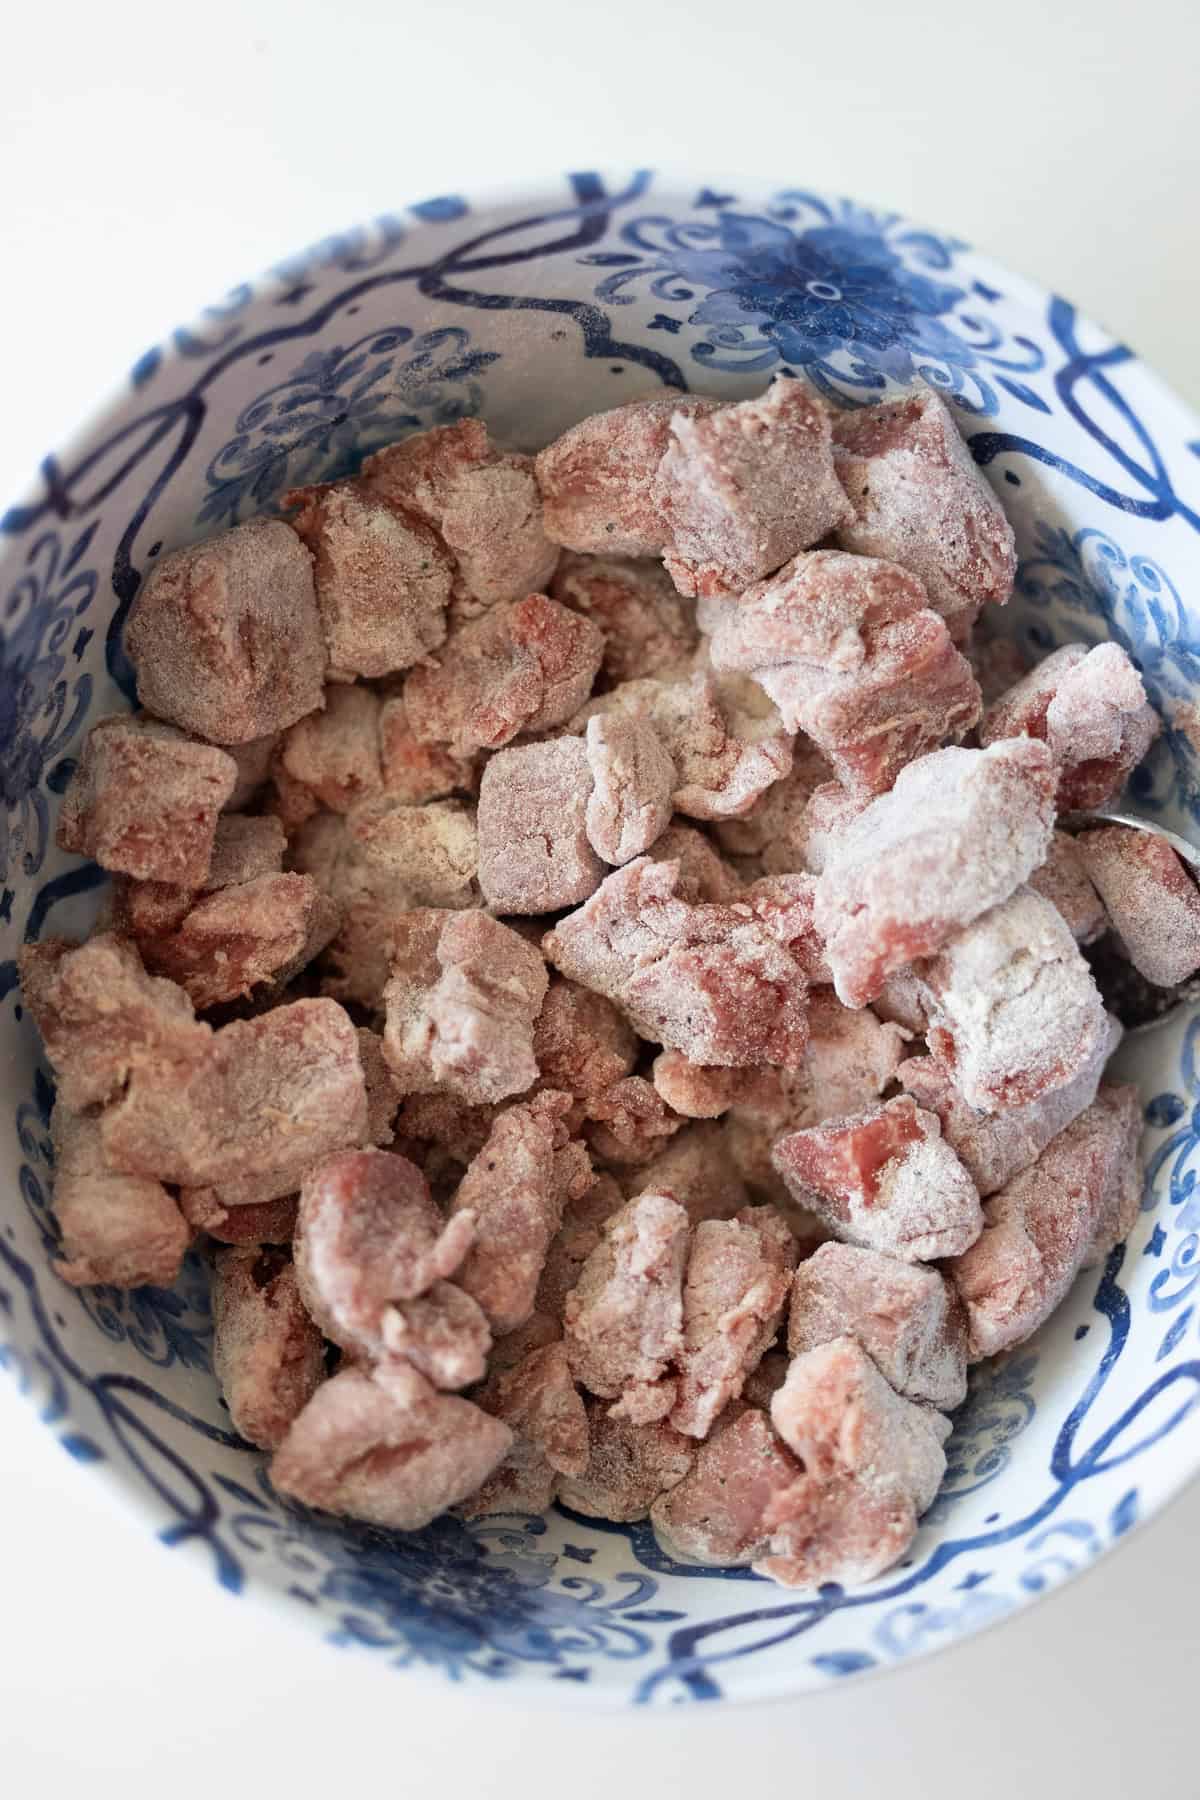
[197,326,499,527]
[0,526,98,885]
[584,194,1048,413]
[225,1494,677,1682]
[3,172,1200,1705]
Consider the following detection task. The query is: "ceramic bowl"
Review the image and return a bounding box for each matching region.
[3,172,1200,1707]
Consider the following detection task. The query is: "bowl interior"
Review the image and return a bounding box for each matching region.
[3,172,1200,1706]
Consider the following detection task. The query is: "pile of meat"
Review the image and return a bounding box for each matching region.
[22,381,1190,1592]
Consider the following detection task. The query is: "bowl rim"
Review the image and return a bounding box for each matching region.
[3,169,1200,1707]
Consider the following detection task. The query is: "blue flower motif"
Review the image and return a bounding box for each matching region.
[197,325,500,527]
[679,215,969,384]
[79,1253,213,1372]
[0,526,97,883]
[585,193,1046,412]
[229,1504,659,1681]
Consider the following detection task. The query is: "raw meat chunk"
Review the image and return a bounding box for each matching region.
[422,911,548,1103]
[832,387,1017,641]
[754,1337,949,1587]
[706,548,929,675]
[460,1340,589,1517]
[125,518,326,742]
[535,394,720,557]
[111,814,288,951]
[315,818,479,1012]
[403,594,604,754]
[345,796,479,909]
[677,673,796,821]
[179,1188,298,1245]
[278,685,383,813]
[536,1174,626,1320]
[580,670,794,822]
[270,1363,512,1530]
[948,1084,1143,1356]
[814,738,1056,1006]
[133,872,339,1010]
[57,715,236,885]
[740,872,831,984]
[375,910,445,1091]
[724,990,908,1199]
[980,642,1159,809]
[773,1095,983,1262]
[48,1104,189,1289]
[788,1242,967,1409]
[379,1281,493,1389]
[625,1123,749,1225]
[224,733,278,810]
[656,377,852,597]
[1076,825,1200,987]
[382,910,547,1104]
[101,997,367,1187]
[650,1404,800,1565]
[770,609,978,798]
[556,1402,694,1521]
[1033,643,1160,809]
[708,549,980,796]
[670,1209,797,1437]
[644,824,742,902]
[584,711,674,864]
[285,479,452,678]
[1082,1086,1145,1268]
[1029,829,1106,943]
[544,856,811,1068]
[713,740,833,868]
[793,780,870,875]
[551,554,698,682]
[532,979,638,1105]
[651,1051,738,1119]
[585,1076,684,1166]
[448,1093,576,1333]
[563,1190,689,1418]
[211,1248,325,1449]
[919,886,1109,1113]
[19,933,210,1113]
[897,1011,1122,1196]
[295,1147,474,1357]
[377,694,477,804]
[476,738,604,912]
[361,419,558,613]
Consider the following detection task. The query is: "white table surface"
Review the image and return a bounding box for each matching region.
[2,2,1198,1791]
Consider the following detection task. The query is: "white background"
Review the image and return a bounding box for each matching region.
[2,2,1199,1792]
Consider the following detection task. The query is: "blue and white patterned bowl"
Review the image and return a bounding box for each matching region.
[3,172,1200,1707]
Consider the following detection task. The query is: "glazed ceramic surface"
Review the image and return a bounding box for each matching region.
[3,172,1199,1706]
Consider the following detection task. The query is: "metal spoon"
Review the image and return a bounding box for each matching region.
[1060,809,1200,1034]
